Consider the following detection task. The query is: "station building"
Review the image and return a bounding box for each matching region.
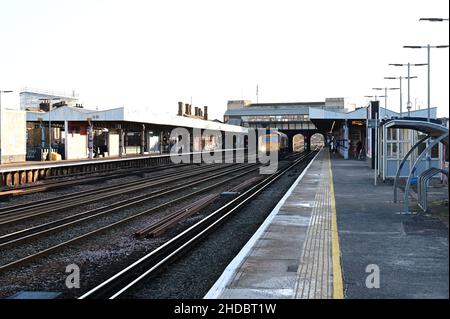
[24,103,246,161]
[0,109,27,163]
[224,97,366,154]
[1,89,447,186]
[1,86,249,165]
[224,98,351,152]
[223,97,446,180]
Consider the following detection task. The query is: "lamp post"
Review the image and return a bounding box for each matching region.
[39,98,60,160]
[406,18,449,172]
[364,95,386,101]
[419,18,449,22]
[384,76,418,117]
[372,87,400,119]
[403,45,449,122]
[0,90,13,165]
[389,63,427,118]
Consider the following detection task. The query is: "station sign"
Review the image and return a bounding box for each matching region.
[351,120,365,126]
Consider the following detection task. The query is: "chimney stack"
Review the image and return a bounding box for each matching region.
[178,101,183,115]
[194,107,199,116]
[185,103,189,115]
[203,106,208,120]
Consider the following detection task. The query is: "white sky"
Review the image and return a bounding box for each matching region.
[0,0,448,120]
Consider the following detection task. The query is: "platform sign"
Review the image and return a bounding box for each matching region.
[367,119,379,129]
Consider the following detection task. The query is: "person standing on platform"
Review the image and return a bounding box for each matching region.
[356,140,362,159]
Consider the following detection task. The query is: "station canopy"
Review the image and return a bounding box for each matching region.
[383,118,449,146]
[26,105,248,133]
[308,107,367,132]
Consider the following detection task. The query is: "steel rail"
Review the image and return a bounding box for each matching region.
[0,162,192,197]
[0,164,262,272]
[0,149,250,196]
[0,164,254,245]
[78,151,315,299]
[0,163,228,216]
[0,151,254,214]
[0,164,238,225]
[135,176,264,238]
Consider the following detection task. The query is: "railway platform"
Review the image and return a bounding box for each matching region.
[0,153,174,188]
[0,149,244,189]
[206,149,449,299]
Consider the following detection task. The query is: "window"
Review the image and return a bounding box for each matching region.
[387,128,397,140]
[240,114,310,123]
[417,133,439,159]
[386,128,411,160]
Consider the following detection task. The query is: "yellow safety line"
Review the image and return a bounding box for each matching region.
[329,152,344,299]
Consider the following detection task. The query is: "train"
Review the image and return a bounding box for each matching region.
[258,131,289,158]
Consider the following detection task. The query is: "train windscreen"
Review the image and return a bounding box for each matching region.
[265,135,279,143]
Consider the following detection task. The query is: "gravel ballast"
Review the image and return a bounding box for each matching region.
[0,162,264,298]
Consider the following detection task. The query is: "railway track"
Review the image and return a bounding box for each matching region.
[78,151,315,299]
[0,149,252,197]
[0,161,264,272]
[0,163,238,225]
[134,176,264,238]
[0,162,191,198]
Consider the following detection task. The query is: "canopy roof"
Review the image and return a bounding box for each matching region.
[384,118,449,146]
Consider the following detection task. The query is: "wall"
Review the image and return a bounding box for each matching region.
[108,132,120,157]
[148,135,160,153]
[66,124,87,160]
[125,146,140,155]
[0,110,26,163]
[227,100,252,110]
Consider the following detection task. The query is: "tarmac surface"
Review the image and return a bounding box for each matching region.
[332,154,449,298]
[206,150,449,299]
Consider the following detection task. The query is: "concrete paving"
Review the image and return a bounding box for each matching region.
[205,149,337,299]
[205,149,448,299]
[332,154,449,299]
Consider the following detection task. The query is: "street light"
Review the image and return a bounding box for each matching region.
[372,87,400,119]
[0,90,13,165]
[419,18,449,22]
[406,18,449,172]
[384,76,418,117]
[364,95,386,100]
[39,98,60,160]
[404,45,449,122]
[389,63,427,118]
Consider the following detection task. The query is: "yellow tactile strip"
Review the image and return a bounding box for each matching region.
[329,152,344,299]
[294,151,343,299]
